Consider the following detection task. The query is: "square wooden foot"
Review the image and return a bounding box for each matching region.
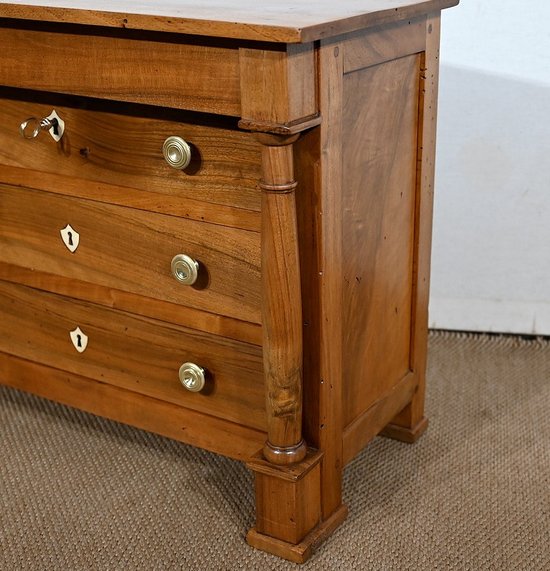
[379,416,429,443]
[246,449,347,562]
[247,505,348,564]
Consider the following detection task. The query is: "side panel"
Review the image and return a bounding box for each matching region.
[342,54,421,428]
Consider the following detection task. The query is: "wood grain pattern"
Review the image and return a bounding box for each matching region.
[0,185,261,324]
[0,166,260,232]
[0,263,262,346]
[342,372,417,463]
[246,504,348,564]
[344,16,426,73]
[248,450,322,544]
[0,3,459,561]
[0,26,241,114]
[342,54,420,428]
[0,1,459,43]
[383,14,442,437]
[259,139,306,465]
[0,280,267,430]
[0,352,266,461]
[0,96,262,218]
[238,114,321,138]
[240,44,317,127]
[316,40,346,520]
[294,128,322,450]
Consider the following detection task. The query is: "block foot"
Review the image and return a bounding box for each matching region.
[380,416,429,443]
[246,505,348,564]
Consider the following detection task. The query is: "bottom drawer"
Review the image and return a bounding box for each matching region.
[0,280,266,431]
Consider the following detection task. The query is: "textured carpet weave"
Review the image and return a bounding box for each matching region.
[1,332,549,570]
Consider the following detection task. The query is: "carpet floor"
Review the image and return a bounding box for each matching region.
[1,331,549,570]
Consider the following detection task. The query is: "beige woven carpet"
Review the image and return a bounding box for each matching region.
[1,332,549,570]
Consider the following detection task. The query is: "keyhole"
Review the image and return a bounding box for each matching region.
[67,231,74,247]
[76,334,82,348]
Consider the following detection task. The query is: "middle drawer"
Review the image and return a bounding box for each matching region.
[0,185,261,324]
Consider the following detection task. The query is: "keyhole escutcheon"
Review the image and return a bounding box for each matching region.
[60,224,80,253]
[70,327,88,353]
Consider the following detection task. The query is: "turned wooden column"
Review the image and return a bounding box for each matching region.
[258,133,307,466]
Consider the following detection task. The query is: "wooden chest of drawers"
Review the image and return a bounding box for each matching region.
[0,0,458,562]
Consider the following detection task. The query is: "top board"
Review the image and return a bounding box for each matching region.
[0,0,459,43]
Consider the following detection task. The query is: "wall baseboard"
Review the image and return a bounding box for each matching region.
[429,297,550,336]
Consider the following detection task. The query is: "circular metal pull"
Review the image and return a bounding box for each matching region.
[171,254,199,285]
[179,362,206,393]
[163,136,192,169]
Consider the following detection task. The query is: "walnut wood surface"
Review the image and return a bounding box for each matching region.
[0,96,262,219]
[0,2,458,561]
[342,53,420,428]
[259,140,306,465]
[342,372,417,463]
[385,14,442,435]
[0,1,459,43]
[248,450,322,544]
[0,352,266,461]
[0,280,266,430]
[314,39,346,520]
[247,505,348,564]
[0,185,261,324]
[0,166,261,233]
[0,262,262,346]
[343,16,426,73]
[381,416,429,443]
[240,44,317,127]
[0,26,241,115]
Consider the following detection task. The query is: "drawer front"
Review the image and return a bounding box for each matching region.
[0,25,241,116]
[0,185,261,324]
[0,95,262,225]
[0,280,267,431]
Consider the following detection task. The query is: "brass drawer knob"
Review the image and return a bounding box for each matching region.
[171,254,199,285]
[179,362,206,393]
[163,136,192,169]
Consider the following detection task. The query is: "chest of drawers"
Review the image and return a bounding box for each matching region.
[0,0,458,562]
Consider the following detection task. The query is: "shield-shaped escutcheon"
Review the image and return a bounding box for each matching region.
[60,224,80,253]
[69,326,88,353]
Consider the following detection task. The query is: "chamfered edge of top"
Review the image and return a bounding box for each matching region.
[0,0,460,43]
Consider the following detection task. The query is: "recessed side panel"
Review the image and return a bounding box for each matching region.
[342,54,420,427]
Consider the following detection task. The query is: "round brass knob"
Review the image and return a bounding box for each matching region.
[163,136,192,169]
[171,254,199,285]
[179,362,206,393]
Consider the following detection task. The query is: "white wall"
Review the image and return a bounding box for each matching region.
[430,0,550,335]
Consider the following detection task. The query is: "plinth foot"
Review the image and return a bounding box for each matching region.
[247,505,348,564]
[380,416,429,443]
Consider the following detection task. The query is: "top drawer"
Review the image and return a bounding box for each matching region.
[0,23,242,115]
[0,93,262,229]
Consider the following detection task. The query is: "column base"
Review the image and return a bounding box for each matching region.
[379,416,429,443]
[246,449,347,562]
[247,505,348,564]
